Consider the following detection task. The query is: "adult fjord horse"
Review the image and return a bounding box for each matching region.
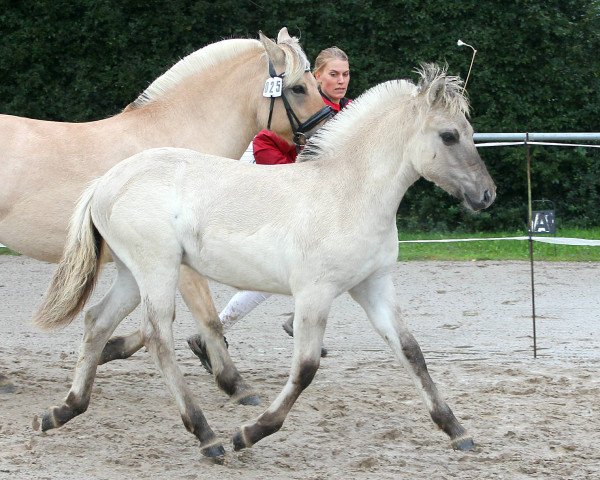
[33,64,495,458]
[0,28,330,403]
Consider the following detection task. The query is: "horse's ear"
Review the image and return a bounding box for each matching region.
[277,27,292,43]
[427,77,447,107]
[259,31,286,71]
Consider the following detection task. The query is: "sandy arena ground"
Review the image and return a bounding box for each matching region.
[1,255,599,479]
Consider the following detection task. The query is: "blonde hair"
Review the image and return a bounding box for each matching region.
[312,46,349,76]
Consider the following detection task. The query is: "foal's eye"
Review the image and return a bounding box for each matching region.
[291,85,306,95]
[440,131,459,145]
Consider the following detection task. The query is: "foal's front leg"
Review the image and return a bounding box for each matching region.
[232,290,331,450]
[350,273,474,451]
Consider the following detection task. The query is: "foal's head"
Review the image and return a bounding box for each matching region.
[412,64,496,211]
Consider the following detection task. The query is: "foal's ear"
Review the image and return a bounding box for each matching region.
[277,27,292,43]
[259,31,286,71]
[427,77,447,108]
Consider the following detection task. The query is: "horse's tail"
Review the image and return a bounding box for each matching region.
[33,180,104,330]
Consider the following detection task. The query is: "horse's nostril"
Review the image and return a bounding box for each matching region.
[483,190,491,203]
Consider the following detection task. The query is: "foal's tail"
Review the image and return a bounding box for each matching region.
[33,180,104,330]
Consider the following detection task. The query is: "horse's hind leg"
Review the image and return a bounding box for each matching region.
[179,265,260,406]
[41,262,140,431]
[98,271,227,368]
[349,273,474,451]
[232,289,331,450]
[139,268,225,459]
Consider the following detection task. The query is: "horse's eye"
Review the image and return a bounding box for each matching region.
[440,131,459,145]
[291,85,306,95]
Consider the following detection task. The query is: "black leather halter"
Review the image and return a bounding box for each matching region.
[266,60,333,147]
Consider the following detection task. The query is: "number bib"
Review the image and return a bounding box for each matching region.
[263,77,283,98]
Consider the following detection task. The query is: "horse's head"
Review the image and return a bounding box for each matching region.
[258,28,332,146]
[412,64,496,211]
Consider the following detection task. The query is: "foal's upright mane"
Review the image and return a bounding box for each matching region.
[417,63,470,116]
[127,34,311,110]
[298,63,469,163]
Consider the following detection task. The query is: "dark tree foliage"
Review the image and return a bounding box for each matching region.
[1,0,598,231]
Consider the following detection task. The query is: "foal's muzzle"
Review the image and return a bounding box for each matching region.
[464,188,496,211]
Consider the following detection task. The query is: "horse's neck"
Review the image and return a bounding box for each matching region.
[118,104,255,160]
[119,52,263,159]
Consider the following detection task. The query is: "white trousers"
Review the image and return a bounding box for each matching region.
[219,290,272,331]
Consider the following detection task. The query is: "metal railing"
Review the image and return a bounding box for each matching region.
[474,132,600,142]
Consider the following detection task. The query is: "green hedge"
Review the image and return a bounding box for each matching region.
[1,0,599,231]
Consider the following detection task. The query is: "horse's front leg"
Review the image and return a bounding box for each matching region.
[232,288,331,450]
[349,273,474,451]
[178,265,260,406]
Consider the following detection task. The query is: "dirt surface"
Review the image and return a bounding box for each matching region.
[1,256,599,479]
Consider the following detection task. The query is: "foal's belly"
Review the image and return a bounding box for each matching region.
[183,235,292,295]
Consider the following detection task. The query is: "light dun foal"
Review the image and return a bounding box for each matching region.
[34,64,495,459]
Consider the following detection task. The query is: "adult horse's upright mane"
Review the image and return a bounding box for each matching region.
[127,33,310,110]
[298,63,469,162]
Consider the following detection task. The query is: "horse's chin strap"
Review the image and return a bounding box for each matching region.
[266,60,333,150]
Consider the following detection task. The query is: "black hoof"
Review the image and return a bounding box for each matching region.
[232,429,249,451]
[187,334,212,374]
[188,335,229,375]
[452,436,475,451]
[283,315,328,357]
[41,412,57,432]
[99,337,129,365]
[282,314,294,337]
[238,394,261,406]
[201,443,226,461]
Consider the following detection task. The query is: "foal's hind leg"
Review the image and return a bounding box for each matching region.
[99,267,259,406]
[349,273,474,451]
[138,268,225,459]
[179,265,259,406]
[41,262,140,431]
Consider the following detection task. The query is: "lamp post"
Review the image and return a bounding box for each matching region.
[457,39,477,92]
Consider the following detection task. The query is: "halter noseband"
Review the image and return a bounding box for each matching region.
[265,60,333,148]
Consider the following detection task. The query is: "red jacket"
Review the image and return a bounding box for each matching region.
[320,92,351,113]
[252,93,352,165]
[252,129,298,164]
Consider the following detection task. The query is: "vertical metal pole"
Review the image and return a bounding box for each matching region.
[526,133,537,358]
